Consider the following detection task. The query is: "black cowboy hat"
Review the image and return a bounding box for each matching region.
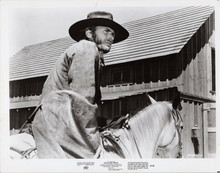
[69,11,129,43]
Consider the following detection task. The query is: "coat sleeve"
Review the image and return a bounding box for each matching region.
[68,40,99,104]
[41,40,99,104]
[40,50,71,99]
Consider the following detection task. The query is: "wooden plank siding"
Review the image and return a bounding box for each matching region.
[203,103,216,157]
[181,100,204,158]
[176,12,214,98]
[100,87,178,119]
[10,76,47,98]
[10,107,36,130]
[101,54,179,89]
[101,10,214,98]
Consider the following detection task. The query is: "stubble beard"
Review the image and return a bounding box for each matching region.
[92,35,111,54]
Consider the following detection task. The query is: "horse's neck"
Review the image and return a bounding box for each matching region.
[116,103,171,158]
[113,119,164,158]
[100,125,165,158]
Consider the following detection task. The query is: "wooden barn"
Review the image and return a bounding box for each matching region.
[9,6,215,158]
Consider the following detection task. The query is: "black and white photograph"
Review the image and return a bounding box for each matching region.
[0,0,219,172]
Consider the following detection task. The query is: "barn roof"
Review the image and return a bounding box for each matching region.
[9,6,214,81]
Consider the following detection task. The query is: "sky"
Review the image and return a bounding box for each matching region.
[6,3,186,57]
[3,0,218,57]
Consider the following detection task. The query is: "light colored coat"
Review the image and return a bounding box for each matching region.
[41,40,100,104]
[33,40,102,158]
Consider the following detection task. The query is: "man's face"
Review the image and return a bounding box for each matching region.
[92,26,115,53]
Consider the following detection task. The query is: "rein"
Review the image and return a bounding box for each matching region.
[19,104,42,133]
[10,146,37,159]
[172,109,183,149]
[157,108,183,153]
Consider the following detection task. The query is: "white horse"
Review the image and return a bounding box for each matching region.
[98,100,183,158]
[10,133,37,159]
[10,90,182,159]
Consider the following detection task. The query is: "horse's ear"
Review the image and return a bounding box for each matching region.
[172,92,182,110]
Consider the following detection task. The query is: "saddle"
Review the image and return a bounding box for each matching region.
[95,114,130,158]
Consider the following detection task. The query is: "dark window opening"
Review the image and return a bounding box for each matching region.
[10,107,36,130]
[120,98,127,116]
[111,68,132,84]
[112,71,121,84]
[9,76,47,98]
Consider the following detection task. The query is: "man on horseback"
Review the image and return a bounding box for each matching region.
[32,11,129,158]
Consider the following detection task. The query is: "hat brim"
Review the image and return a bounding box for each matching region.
[69,18,129,44]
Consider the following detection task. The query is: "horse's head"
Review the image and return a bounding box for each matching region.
[155,92,183,158]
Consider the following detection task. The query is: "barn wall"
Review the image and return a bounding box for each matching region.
[10,76,47,98]
[10,107,36,130]
[9,76,46,129]
[181,100,204,158]
[102,54,180,90]
[101,13,215,101]
[100,93,152,119]
[177,13,215,99]
[100,87,178,120]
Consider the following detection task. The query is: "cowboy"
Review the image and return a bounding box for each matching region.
[32,11,129,158]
